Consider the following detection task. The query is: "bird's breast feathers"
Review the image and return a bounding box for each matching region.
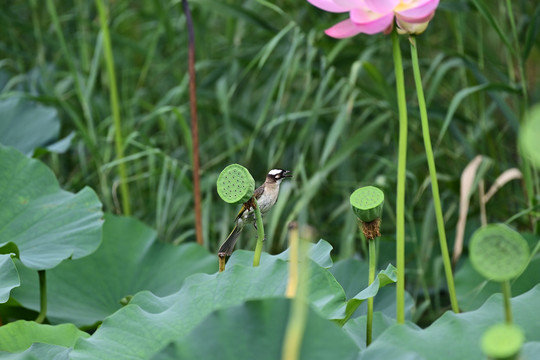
[236,184,280,222]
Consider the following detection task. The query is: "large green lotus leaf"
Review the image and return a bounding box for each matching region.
[330,258,370,299]
[330,258,413,321]
[358,284,540,359]
[343,312,397,350]
[0,343,70,360]
[0,146,103,270]
[523,343,540,359]
[11,214,217,327]
[276,239,334,268]
[337,264,397,324]
[455,234,540,311]
[226,248,396,321]
[226,239,334,268]
[70,247,396,359]
[0,96,60,156]
[0,254,19,303]
[218,249,346,319]
[164,298,359,360]
[0,320,89,353]
[70,259,345,359]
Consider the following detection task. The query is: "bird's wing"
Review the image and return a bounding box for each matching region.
[235,203,249,221]
[234,183,265,221]
[254,183,265,199]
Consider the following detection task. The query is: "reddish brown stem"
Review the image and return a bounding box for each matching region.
[182,0,203,246]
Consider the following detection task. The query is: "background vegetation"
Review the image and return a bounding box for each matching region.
[1,0,539,325]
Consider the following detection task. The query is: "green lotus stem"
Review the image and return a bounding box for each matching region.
[35,270,47,324]
[252,199,265,267]
[96,0,131,216]
[409,36,460,313]
[366,238,377,346]
[502,280,513,324]
[281,223,309,360]
[392,29,407,325]
[285,223,299,297]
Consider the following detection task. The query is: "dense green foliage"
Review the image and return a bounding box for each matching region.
[0,0,539,359]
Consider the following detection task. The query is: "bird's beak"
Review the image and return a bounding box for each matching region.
[283,170,292,178]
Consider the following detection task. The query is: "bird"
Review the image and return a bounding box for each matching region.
[218,168,292,257]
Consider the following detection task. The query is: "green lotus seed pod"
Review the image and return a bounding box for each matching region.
[216,164,255,205]
[469,224,529,282]
[519,104,540,169]
[350,186,384,222]
[481,323,524,360]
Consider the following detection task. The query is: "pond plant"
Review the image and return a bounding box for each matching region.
[306,0,459,320]
[469,224,530,360]
[350,185,385,345]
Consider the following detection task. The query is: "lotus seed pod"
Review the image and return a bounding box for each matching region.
[216,164,255,205]
[350,186,384,222]
[481,323,524,360]
[519,104,540,169]
[469,224,529,282]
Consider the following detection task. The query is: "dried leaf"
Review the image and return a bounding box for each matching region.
[454,156,483,265]
[483,168,522,203]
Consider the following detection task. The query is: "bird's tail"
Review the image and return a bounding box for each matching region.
[218,221,243,257]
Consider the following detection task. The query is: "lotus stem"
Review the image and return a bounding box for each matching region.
[218,255,226,272]
[285,222,299,298]
[252,199,265,267]
[367,237,377,346]
[502,280,513,324]
[409,36,459,313]
[392,29,407,324]
[35,270,47,324]
[282,222,309,360]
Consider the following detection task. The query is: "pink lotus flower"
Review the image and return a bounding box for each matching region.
[307,0,440,38]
